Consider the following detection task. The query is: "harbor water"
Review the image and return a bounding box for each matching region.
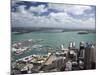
[11,31,96,60]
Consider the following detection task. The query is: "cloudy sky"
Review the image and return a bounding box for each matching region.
[11,0,96,29]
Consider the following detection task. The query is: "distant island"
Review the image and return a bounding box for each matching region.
[78,31,88,34]
[77,31,96,35]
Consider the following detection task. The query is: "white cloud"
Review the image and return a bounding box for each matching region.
[29,5,48,14]
[17,5,28,14]
[48,3,92,15]
[11,1,95,29]
[48,3,70,12]
[67,6,92,15]
[12,11,95,29]
[49,12,71,23]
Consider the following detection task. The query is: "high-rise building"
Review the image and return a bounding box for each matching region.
[84,43,96,69]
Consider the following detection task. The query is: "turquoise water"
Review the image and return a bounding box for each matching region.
[11,31,96,60]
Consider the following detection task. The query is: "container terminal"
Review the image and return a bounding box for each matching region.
[11,40,96,75]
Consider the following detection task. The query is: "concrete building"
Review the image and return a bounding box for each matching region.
[84,44,96,69]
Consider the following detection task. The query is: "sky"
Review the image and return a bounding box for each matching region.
[11,0,96,30]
